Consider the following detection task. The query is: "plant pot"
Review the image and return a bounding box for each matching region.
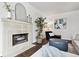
[37,38,42,44]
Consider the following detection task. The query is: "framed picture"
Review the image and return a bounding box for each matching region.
[54,18,67,29]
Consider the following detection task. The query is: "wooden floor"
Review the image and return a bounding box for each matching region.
[16,44,42,57]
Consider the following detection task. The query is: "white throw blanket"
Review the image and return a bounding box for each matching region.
[42,45,65,57]
[31,43,78,57]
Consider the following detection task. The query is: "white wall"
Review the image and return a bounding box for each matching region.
[52,10,79,40]
[0,2,43,56]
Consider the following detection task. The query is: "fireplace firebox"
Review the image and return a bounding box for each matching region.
[12,33,28,46]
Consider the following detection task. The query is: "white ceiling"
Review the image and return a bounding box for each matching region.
[29,2,79,15]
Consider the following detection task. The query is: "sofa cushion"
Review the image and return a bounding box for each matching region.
[49,39,68,51]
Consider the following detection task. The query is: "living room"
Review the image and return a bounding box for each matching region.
[0,1,79,57]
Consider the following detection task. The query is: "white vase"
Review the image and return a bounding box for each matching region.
[7,12,12,19]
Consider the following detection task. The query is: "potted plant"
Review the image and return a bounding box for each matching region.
[4,2,12,19]
[35,17,47,44]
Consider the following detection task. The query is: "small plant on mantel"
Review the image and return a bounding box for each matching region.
[35,17,47,44]
[4,2,12,19]
[4,2,11,12]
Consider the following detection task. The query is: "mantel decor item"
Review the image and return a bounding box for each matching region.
[27,14,32,23]
[4,2,12,19]
[54,18,67,29]
[35,17,47,44]
[15,3,27,22]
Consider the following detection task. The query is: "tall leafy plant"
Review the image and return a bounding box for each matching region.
[35,17,47,43]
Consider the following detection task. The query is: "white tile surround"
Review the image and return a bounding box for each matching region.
[0,19,33,57]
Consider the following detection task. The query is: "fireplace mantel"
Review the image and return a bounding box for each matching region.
[0,18,33,56]
[1,18,32,25]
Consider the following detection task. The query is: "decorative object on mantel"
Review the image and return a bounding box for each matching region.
[27,14,32,23]
[15,3,27,22]
[35,17,47,44]
[4,2,12,19]
[54,18,67,29]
